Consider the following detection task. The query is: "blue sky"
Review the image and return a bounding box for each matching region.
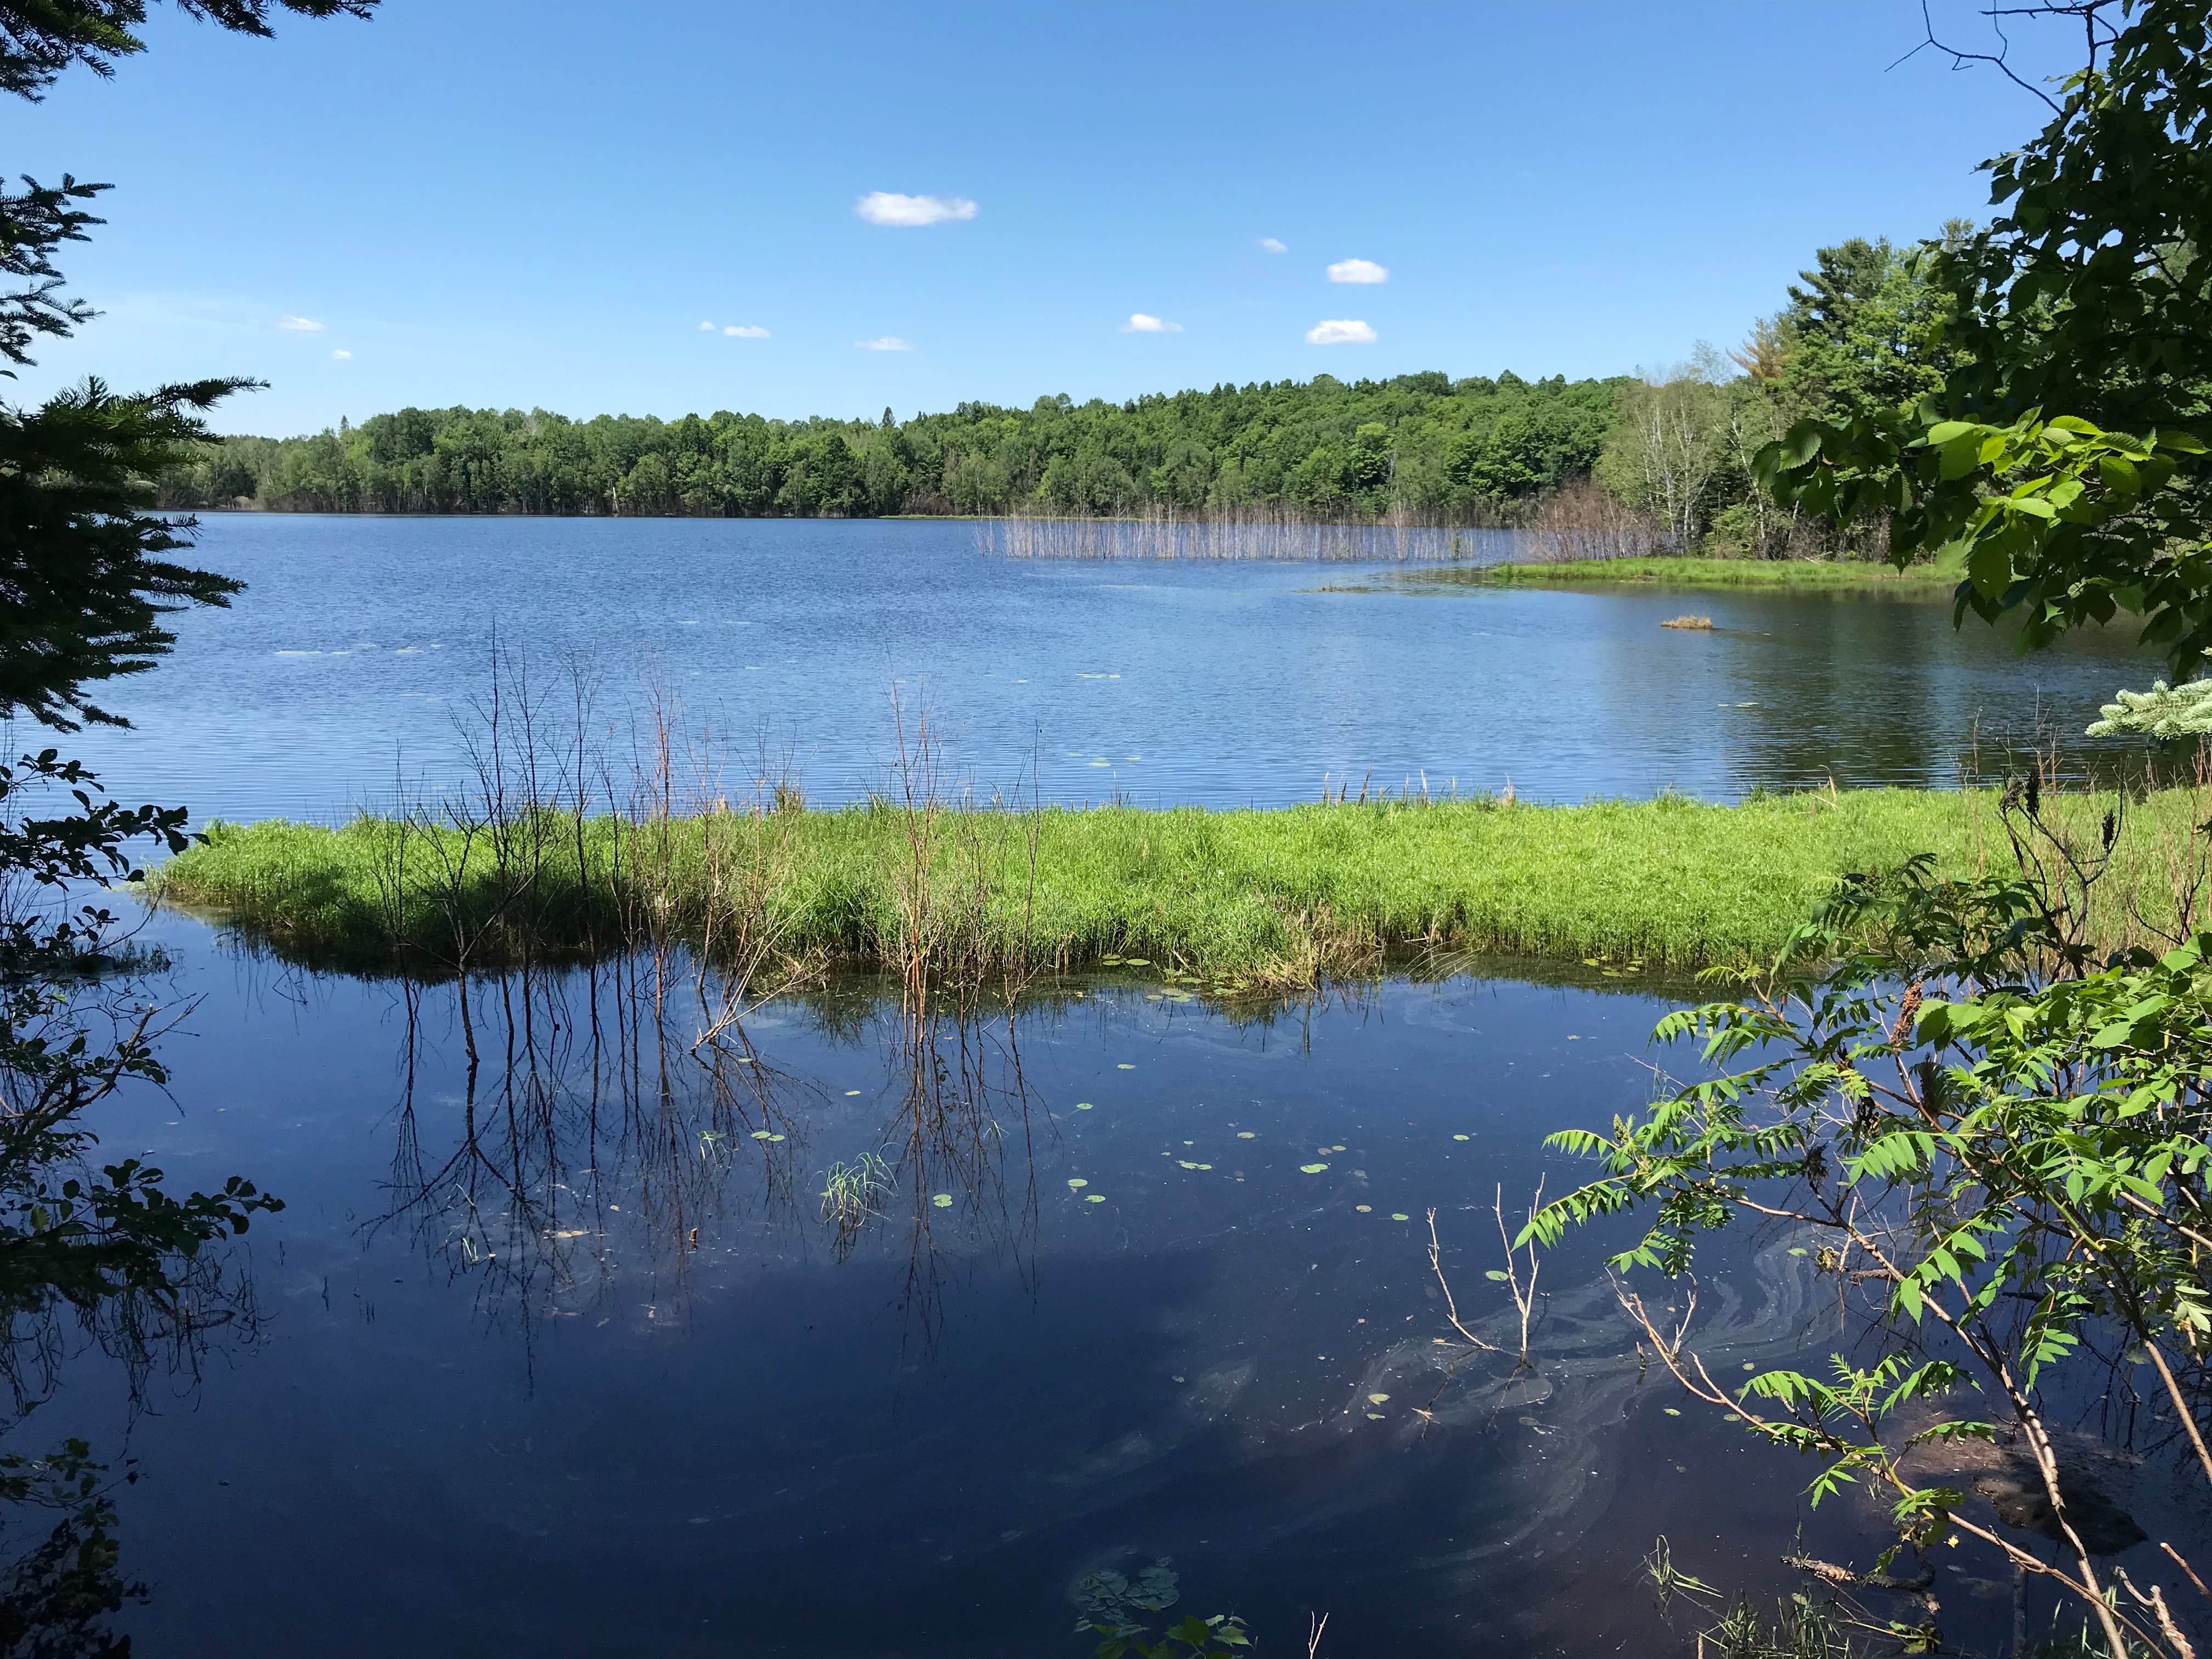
[0,0,2084,435]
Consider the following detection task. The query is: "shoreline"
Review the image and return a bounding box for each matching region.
[1423,554,1966,591]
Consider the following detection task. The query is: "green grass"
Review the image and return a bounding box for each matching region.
[153,787,2196,983]
[1433,551,1966,591]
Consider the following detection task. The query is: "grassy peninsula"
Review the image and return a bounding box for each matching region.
[155,787,2193,984]
[1453,552,1966,591]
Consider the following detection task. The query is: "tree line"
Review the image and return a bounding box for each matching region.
[160,234,1966,549]
[162,372,1620,521]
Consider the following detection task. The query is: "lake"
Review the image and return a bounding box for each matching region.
[59,514,2158,824]
[18,517,2148,1655]
[70,927,1943,1657]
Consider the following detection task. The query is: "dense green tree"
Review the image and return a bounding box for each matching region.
[162,371,1628,522]
[1761,0,2212,677]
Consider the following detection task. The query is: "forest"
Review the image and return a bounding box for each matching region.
[162,232,1954,552]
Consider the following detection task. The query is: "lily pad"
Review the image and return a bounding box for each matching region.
[1068,1178,1088,1189]
[1452,1133,1470,1142]
[1355,1204,1372,1213]
[1235,1131,1255,1139]
[1085,1194,1106,1204]
[1299,1163,1329,1175]
[1076,1102,1094,1110]
[1663,1407,1681,1417]
[1390,1212,1410,1222]
[1116,1064,1136,1071]
[1368,1393,1390,1404]
[930,1194,953,1209]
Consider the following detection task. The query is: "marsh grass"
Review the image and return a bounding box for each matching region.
[1447,551,1966,591]
[154,778,2212,988]
[980,509,1490,563]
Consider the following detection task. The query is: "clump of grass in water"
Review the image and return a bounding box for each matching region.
[820,1150,893,1260]
[1659,614,1714,630]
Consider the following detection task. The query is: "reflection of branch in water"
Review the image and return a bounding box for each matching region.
[878,976,1042,1355]
[365,948,817,1367]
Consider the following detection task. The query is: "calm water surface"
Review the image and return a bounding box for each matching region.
[64,926,1962,1658]
[57,515,2158,822]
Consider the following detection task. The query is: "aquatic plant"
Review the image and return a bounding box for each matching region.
[819,1150,892,1254]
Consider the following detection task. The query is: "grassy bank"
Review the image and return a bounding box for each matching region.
[153,788,2197,984]
[1443,552,1965,591]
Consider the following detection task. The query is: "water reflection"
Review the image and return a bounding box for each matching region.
[369,953,1051,1362]
[92,939,1938,1656]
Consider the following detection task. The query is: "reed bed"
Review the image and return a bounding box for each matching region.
[152,783,2212,987]
[979,510,1503,563]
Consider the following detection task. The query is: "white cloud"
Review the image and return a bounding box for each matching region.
[1259,237,1288,254]
[723,324,770,338]
[330,349,352,360]
[698,320,717,331]
[276,314,325,332]
[1121,313,1183,334]
[855,191,978,227]
[855,336,913,351]
[1306,318,1378,346]
[1327,258,1389,284]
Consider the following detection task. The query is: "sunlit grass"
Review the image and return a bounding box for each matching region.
[1440,551,1965,590]
[155,786,2205,982]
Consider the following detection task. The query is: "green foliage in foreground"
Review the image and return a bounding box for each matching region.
[1532,785,2212,1658]
[1443,553,1965,592]
[153,789,2205,980]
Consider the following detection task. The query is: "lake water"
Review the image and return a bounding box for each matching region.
[62,926,1966,1658]
[13,516,2153,1654]
[56,515,2159,825]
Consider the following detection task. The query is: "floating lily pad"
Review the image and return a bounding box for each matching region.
[845,1090,861,1097]
[1076,1102,1094,1110]
[1085,1194,1106,1204]
[1116,1064,1136,1071]
[1299,1163,1329,1175]
[1355,1204,1372,1213]
[1390,1212,1410,1222]
[1176,1160,1201,1171]
[1068,1178,1088,1189]
[1235,1131,1255,1139]
[1452,1133,1470,1142]
[1368,1393,1390,1404]
[1365,1412,1385,1421]
[1663,1407,1681,1417]
[930,1194,952,1209]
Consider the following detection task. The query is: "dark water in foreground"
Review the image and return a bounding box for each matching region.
[54,515,2157,823]
[42,919,2049,1658]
